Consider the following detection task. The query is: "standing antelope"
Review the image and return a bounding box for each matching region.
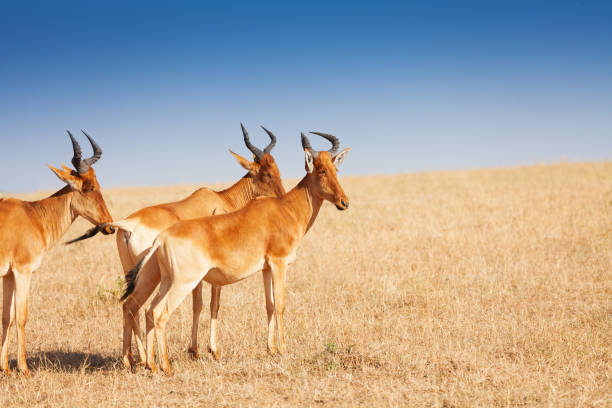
[122,132,349,375]
[110,125,285,368]
[0,131,114,376]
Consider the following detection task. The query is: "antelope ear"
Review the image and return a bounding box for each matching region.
[48,164,82,190]
[229,150,259,175]
[304,149,314,173]
[332,147,350,168]
[61,164,73,173]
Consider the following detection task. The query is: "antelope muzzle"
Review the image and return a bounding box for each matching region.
[335,197,349,211]
[101,224,116,235]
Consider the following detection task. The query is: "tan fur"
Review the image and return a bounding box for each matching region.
[115,152,285,367]
[1,166,112,376]
[123,148,349,375]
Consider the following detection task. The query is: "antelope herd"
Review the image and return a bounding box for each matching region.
[0,125,350,376]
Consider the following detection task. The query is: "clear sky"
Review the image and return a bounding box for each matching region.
[1,1,611,192]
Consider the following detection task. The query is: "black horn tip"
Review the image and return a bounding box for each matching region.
[309,131,337,138]
[261,126,277,154]
[301,132,312,149]
[241,123,264,159]
[68,129,83,162]
[309,131,340,154]
[261,126,276,139]
[67,129,90,173]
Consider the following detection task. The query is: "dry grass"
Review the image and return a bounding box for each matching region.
[1,161,611,407]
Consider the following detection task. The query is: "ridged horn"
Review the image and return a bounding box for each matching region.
[310,131,340,155]
[260,126,277,154]
[301,132,313,152]
[67,130,89,173]
[241,123,264,160]
[81,130,102,166]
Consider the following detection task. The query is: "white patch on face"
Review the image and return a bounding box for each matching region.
[0,263,9,277]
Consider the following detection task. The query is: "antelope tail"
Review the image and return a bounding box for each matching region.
[65,225,104,244]
[120,239,161,302]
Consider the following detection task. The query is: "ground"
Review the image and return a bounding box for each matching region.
[1,161,611,407]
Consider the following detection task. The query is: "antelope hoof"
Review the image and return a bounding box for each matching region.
[188,347,199,360]
[1,367,12,376]
[122,354,134,370]
[146,363,158,373]
[267,345,278,356]
[162,366,174,377]
[208,346,221,361]
[278,344,287,355]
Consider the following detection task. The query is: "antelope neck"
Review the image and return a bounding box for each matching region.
[27,186,76,249]
[281,174,323,235]
[219,174,257,210]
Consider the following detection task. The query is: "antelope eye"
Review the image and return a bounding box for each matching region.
[319,169,326,175]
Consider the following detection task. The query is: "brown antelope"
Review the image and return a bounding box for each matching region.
[109,125,285,368]
[122,131,349,375]
[0,131,114,376]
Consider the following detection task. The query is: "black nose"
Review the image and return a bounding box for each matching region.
[336,199,349,210]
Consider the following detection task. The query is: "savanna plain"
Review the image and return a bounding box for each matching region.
[0,161,610,407]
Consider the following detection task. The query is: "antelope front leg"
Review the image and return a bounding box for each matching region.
[270,261,287,355]
[1,273,16,374]
[13,271,32,376]
[188,280,203,359]
[208,285,221,360]
[262,268,276,355]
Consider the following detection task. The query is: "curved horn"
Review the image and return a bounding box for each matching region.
[260,126,277,154]
[241,123,264,160]
[81,130,102,166]
[67,130,89,173]
[301,132,313,152]
[310,131,340,155]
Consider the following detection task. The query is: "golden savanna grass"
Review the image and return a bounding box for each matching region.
[1,161,611,406]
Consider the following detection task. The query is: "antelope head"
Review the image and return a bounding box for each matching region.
[229,124,286,198]
[48,130,115,234]
[301,131,350,210]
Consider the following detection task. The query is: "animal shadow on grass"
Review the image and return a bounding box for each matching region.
[12,351,119,373]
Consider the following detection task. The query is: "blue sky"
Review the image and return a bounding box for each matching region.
[1,1,611,192]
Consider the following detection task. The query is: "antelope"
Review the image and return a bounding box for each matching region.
[109,125,285,368]
[122,131,349,375]
[0,131,114,376]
